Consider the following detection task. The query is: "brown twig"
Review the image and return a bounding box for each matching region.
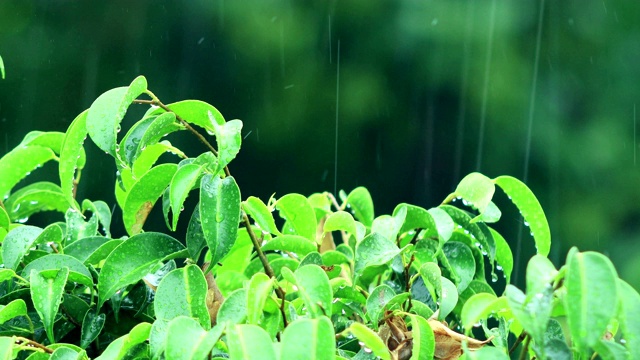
[15,337,53,354]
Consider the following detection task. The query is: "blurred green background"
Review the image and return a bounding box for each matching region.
[1,0,640,289]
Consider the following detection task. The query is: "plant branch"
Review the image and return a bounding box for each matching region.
[517,335,531,360]
[15,337,53,354]
[509,331,528,355]
[133,98,230,177]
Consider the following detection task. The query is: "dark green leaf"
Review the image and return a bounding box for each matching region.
[440,205,496,263]
[95,322,152,360]
[442,241,476,292]
[80,309,105,349]
[186,204,207,260]
[200,174,241,266]
[0,299,28,325]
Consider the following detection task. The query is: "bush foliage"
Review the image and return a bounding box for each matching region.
[0,76,638,359]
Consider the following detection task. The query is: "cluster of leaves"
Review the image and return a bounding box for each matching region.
[0,76,638,360]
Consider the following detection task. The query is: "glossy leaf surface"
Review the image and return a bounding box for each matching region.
[200,174,241,265]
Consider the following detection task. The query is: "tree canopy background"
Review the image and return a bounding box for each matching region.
[1,0,640,289]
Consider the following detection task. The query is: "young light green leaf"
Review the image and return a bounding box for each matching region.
[97,232,186,308]
[323,210,357,235]
[83,239,123,266]
[493,176,550,256]
[155,265,211,330]
[80,309,105,349]
[200,174,241,266]
[439,277,459,320]
[460,293,509,332]
[122,163,178,235]
[227,324,277,360]
[165,317,223,360]
[345,322,390,360]
[276,193,317,242]
[617,279,640,359]
[345,187,374,227]
[0,299,28,325]
[261,235,317,256]
[243,196,280,235]
[210,116,243,172]
[354,233,401,275]
[82,200,112,237]
[0,145,57,199]
[565,251,619,352]
[170,163,204,230]
[150,100,226,132]
[0,206,9,232]
[365,285,395,330]
[372,206,406,243]
[525,255,557,296]
[451,172,495,213]
[293,264,333,318]
[246,272,275,324]
[86,76,147,157]
[428,207,455,241]
[49,347,82,359]
[30,267,69,344]
[393,203,435,236]
[280,317,336,360]
[506,284,553,348]
[406,314,435,360]
[2,225,43,270]
[65,208,98,244]
[95,322,152,360]
[59,110,88,211]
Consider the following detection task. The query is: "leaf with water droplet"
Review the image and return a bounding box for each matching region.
[155,265,210,330]
[59,110,88,211]
[4,182,70,222]
[30,267,69,344]
[2,225,43,270]
[345,187,375,227]
[243,196,281,236]
[200,174,241,267]
[169,163,204,231]
[494,176,550,256]
[0,144,57,200]
[80,309,105,349]
[86,76,147,158]
[354,233,401,275]
[275,193,317,242]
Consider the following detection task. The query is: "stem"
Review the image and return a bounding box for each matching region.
[509,331,528,355]
[133,98,230,177]
[518,335,531,360]
[15,337,53,354]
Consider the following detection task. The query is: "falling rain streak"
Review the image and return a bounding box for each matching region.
[334,40,341,197]
[475,0,497,171]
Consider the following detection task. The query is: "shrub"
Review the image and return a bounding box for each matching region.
[0,76,638,359]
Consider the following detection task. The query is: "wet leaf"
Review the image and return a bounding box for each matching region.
[346,322,391,360]
[155,265,210,330]
[169,163,204,230]
[372,206,406,243]
[355,233,401,275]
[345,187,375,227]
[59,111,88,211]
[0,299,28,325]
[261,235,317,256]
[210,116,243,172]
[442,241,475,293]
[280,317,336,360]
[95,322,152,360]
[97,232,186,308]
[217,288,248,325]
[30,267,69,344]
[243,196,281,235]
[5,182,69,222]
[0,145,57,200]
[122,163,178,235]
[200,174,241,266]
[493,176,550,256]
[618,279,640,359]
[227,324,277,360]
[366,285,396,330]
[324,210,357,235]
[165,317,223,360]
[246,272,274,324]
[460,293,508,331]
[186,204,207,260]
[439,205,496,264]
[86,76,147,157]
[80,309,105,349]
[407,314,436,360]
[489,228,512,284]
[2,225,43,270]
[276,193,317,242]
[22,254,93,288]
[293,264,332,318]
[451,172,495,214]
[564,251,618,352]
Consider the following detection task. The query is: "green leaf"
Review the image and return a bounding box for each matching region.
[323,210,357,235]
[95,322,152,360]
[0,206,9,232]
[440,205,496,263]
[407,314,435,360]
[618,279,640,359]
[0,337,13,358]
[525,255,557,296]
[80,309,105,349]
[0,145,57,199]
[131,112,182,164]
[246,272,275,324]
[59,111,88,211]
[132,141,185,178]
[365,285,395,330]
[65,208,98,244]
[493,176,550,256]
[345,187,374,227]
[20,131,66,154]
[2,225,43,270]
[593,339,629,360]
[0,54,4,79]
[122,163,178,235]
[64,236,109,263]
[151,100,226,132]
[211,117,243,172]
[97,232,185,308]
[372,207,406,243]
[200,174,241,265]
[30,267,69,344]
[0,299,28,325]
[186,205,207,260]
[243,196,281,236]
[22,254,93,288]
[83,239,123,266]
[82,200,112,237]
[489,228,513,283]
[293,265,333,318]
[276,193,317,242]
[439,277,458,320]
[227,324,277,360]
[50,347,82,360]
[460,293,508,331]
[170,163,204,230]
[280,317,336,360]
[165,317,223,360]
[155,265,210,330]
[5,182,69,222]
[506,284,553,348]
[428,207,455,241]
[565,251,619,352]
[217,288,248,325]
[354,233,401,275]
[451,172,495,213]
[442,241,476,293]
[261,235,317,256]
[86,76,147,157]
[345,322,390,360]
[394,203,435,236]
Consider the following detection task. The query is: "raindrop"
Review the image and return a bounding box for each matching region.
[491,273,498,282]
[17,217,29,223]
[29,201,38,205]
[13,203,21,212]
[216,213,224,222]
[523,221,530,227]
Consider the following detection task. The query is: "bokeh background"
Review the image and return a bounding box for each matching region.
[1,0,640,289]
